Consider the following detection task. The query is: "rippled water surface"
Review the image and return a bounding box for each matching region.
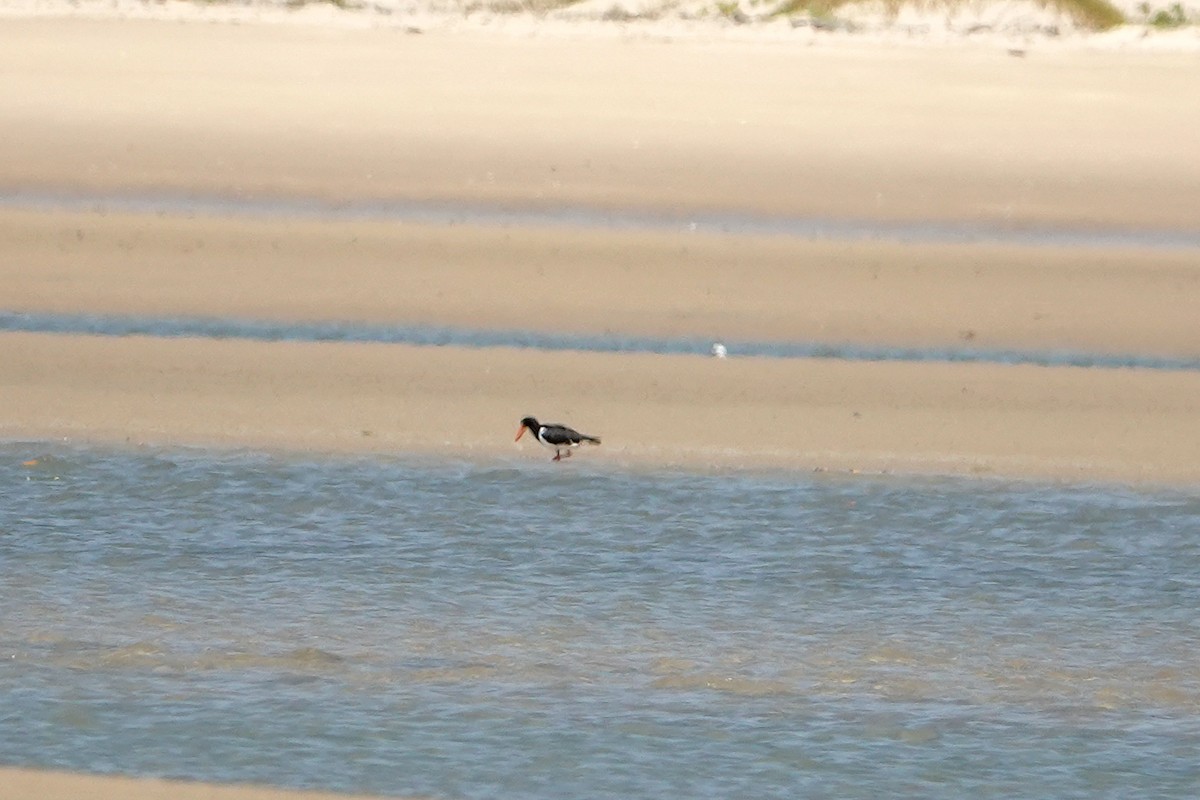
[3,442,1199,799]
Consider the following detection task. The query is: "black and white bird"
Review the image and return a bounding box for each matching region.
[515,416,601,462]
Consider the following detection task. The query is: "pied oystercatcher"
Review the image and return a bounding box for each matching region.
[515,417,601,461]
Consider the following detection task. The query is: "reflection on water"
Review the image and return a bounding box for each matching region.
[2,443,1199,799]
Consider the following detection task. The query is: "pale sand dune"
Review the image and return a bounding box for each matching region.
[5,332,1199,484]
[0,767,398,800]
[3,209,1199,357]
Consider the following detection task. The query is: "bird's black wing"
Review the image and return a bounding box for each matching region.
[539,424,585,446]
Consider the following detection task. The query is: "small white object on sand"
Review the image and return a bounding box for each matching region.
[711,342,728,359]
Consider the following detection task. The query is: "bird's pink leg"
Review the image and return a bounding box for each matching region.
[552,451,562,462]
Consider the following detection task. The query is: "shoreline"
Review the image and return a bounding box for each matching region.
[6,332,1199,487]
[10,417,1199,496]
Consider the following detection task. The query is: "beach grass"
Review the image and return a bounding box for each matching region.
[770,0,1128,30]
[148,0,1192,30]
[1057,0,1127,28]
[1142,1,1191,26]
[462,0,587,12]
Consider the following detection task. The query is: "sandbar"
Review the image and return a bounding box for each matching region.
[5,331,1199,485]
[0,767,397,800]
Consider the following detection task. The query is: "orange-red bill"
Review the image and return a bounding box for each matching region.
[515,426,526,442]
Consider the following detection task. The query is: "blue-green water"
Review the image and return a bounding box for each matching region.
[3,442,1199,799]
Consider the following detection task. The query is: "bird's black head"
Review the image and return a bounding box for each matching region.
[515,416,541,442]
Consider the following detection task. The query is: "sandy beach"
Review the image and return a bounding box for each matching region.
[4,17,1200,230]
[2,14,1199,487]
[2,6,1200,797]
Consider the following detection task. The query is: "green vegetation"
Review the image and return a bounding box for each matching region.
[176,0,1195,32]
[284,0,360,8]
[716,0,751,20]
[772,0,849,16]
[480,0,586,12]
[1141,1,1190,26]
[1056,0,1126,29]
[769,0,1130,31]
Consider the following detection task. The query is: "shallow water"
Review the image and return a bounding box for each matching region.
[7,189,1200,250]
[5,311,1199,372]
[2,442,1199,799]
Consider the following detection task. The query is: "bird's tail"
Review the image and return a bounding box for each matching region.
[582,435,601,445]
